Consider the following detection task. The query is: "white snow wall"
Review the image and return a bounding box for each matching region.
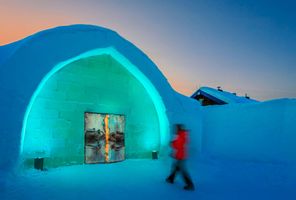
[201,99,296,163]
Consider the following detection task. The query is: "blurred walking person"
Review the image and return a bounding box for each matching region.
[166,124,195,191]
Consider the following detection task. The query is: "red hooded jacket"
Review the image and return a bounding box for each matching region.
[171,130,188,160]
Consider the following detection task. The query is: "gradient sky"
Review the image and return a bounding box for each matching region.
[0,0,295,100]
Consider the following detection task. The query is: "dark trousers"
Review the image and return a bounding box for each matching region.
[167,160,194,186]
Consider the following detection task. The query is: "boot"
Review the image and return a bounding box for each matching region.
[165,177,174,184]
[184,184,195,191]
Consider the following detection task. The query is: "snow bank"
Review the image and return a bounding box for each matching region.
[3,159,296,200]
[201,99,296,163]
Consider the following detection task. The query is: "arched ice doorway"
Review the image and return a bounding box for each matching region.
[20,48,169,168]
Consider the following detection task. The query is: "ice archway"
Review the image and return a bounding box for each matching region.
[21,47,169,167]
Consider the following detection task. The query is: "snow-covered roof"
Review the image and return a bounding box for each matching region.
[191,87,258,104]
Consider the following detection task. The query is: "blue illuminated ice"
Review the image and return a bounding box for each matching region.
[0,25,296,200]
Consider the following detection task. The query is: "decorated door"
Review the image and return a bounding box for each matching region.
[84,112,125,163]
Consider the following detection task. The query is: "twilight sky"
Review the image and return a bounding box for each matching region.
[0,0,295,100]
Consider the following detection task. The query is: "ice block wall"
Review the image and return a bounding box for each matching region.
[201,99,296,163]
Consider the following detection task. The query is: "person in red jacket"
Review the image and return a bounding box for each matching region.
[166,124,195,191]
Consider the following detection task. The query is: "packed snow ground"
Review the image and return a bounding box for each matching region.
[2,158,296,200]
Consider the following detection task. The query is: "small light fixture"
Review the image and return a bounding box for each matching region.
[34,157,44,170]
[152,150,158,160]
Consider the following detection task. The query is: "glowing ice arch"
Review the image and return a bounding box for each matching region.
[20,47,169,155]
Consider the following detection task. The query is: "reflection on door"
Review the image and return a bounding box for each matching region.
[84,112,125,164]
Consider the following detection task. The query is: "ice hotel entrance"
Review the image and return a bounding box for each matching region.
[0,23,191,173]
[21,50,169,169]
[0,25,175,170]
